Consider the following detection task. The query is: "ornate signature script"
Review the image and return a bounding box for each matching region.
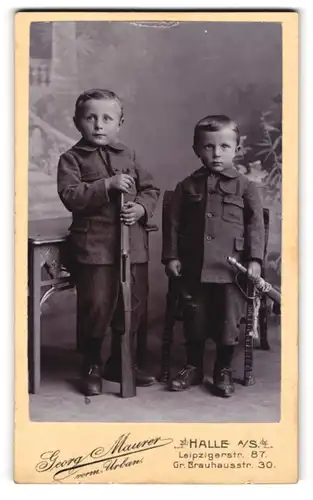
[35,433,173,481]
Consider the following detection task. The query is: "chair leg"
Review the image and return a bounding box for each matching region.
[160,311,176,384]
[159,279,180,384]
[28,246,42,394]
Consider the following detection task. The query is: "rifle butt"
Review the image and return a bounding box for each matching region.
[120,283,136,398]
[120,310,136,398]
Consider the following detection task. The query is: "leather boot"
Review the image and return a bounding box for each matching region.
[168,365,203,391]
[213,365,234,398]
[168,340,204,391]
[81,338,103,396]
[103,331,156,386]
[135,366,156,387]
[212,345,235,398]
[81,363,102,396]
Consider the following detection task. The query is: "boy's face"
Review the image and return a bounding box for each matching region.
[193,127,238,173]
[74,98,123,146]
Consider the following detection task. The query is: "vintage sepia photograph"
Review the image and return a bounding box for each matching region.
[27,19,283,424]
[14,10,299,485]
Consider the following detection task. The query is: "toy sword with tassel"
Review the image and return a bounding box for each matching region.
[227,257,281,304]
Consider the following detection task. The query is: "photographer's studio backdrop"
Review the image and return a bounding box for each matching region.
[28,21,282,414]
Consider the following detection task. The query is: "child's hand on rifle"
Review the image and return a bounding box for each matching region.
[107,174,135,193]
[120,201,145,226]
[166,259,182,277]
[247,260,262,279]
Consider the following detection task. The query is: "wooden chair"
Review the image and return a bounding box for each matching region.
[159,190,270,385]
[135,223,159,368]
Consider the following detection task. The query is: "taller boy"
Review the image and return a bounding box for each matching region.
[58,89,160,396]
[162,115,265,397]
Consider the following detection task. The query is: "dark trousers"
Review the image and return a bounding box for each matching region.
[182,283,244,371]
[75,263,148,364]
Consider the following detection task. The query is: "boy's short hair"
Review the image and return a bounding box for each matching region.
[74,89,124,121]
[193,115,240,146]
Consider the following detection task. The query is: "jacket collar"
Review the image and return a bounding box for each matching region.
[219,167,240,178]
[191,165,240,179]
[72,138,125,152]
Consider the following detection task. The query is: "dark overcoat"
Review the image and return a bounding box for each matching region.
[57,139,160,265]
[162,166,265,283]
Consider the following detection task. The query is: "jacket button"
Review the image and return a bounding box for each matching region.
[207,212,213,218]
[206,235,213,241]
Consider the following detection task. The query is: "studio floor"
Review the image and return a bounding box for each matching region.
[29,290,281,423]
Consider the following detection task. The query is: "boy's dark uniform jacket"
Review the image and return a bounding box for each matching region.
[57,139,160,264]
[162,166,265,283]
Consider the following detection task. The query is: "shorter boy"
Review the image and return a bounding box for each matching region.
[57,89,160,396]
[162,115,264,397]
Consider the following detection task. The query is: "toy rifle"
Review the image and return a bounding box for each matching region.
[120,193,136,398]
